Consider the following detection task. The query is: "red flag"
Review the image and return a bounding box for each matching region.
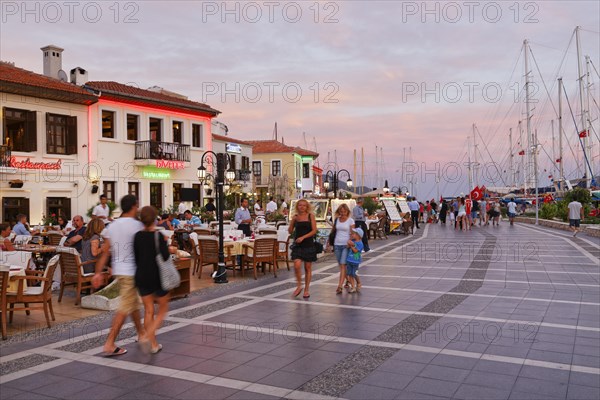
[579,130,588,138]
[556,158,561,163]
[470,186,482,200]
[518,150,525,156]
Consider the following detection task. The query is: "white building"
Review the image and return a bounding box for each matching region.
[1,45,222,225]
[0,53,98,225]
[212,130,253,195]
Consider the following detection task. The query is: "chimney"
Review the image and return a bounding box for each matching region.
[70,67,88,85]
[41,45,64,79]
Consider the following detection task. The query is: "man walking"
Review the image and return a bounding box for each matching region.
[93,195,145,356]
[568,197,584,237]
[92,194,113,223]
[408,197,420,230]
[507,199,517,226]
[352,198,370,252]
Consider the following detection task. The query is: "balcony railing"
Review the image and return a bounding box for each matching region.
[253,175,269,186]
[134,141,190,162]
[0,145,11,167]
[236,169,252,182]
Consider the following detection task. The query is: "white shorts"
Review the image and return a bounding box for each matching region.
[458,211,467,217]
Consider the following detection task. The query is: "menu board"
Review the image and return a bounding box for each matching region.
[397,200,410,214]
[290,199,330,222]
[381,199,402,221]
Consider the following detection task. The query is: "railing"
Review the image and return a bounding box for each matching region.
[236,169,252,182]
[134,141,190,162]
[253,175,270,186]
[0,145,11,167]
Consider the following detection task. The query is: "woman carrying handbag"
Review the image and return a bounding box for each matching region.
[288,199,318,299]
[134,206,178,354]
[327,204,355,294]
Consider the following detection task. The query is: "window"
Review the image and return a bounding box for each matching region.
[3,108,37,152]
[2,197,30,226]
[173,183,182,204]
[252,161,261,176]
[149,118,162,142]
[192,124,203,148]
[46,197,71,220]
[128,182,139,199]
[103,181,116,203]
[303,163,310,179]
[173,121,183,144]
[230,155,237,171]
[102,110,115,138]
[150,183,163,209]
[127,114,139,141]
[271,160,281,176]
[46,113,77,155]
[192,184,201,207]
[242,156,250,170]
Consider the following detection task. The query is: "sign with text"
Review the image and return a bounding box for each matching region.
[10,157,62,170]
[142,167,171,180]
[155,159,185,170]
[226,143,242,154]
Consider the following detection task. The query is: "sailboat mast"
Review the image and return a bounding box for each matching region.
[524,39,534,193]
[558,78,565,190]
[361,147,364,195]
[551,119,556,186]
[534,129,539,225]
[509,128,515,188]
[576,26,592,187]
[375,145,379,190]
[585,55,595,183]
[519,120,525,194]
[467,136,473,192]
[473,123,479,187]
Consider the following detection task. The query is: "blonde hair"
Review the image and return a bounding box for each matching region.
[293,199,314,215]
[335,203,351,217]
[83,218,105,240]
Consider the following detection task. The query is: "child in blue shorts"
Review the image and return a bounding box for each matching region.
[346,227,364,293]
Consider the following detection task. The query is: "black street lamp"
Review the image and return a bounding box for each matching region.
[383,180,390,194]
[323,168,352,199]
[197,151,235,284]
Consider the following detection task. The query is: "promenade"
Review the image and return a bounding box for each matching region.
[1,223,599,400]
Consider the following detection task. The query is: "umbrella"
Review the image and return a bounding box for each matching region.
[361,189,389,197]
[502,193,518,199]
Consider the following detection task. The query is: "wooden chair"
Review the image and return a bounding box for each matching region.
[46,232,64,246]
[6,255,60,329]
[195,237,234,278]
[57,248,108,306]
[374,217,388,239]
[193,228,212,236]
[276,234,291,271]
[368,220,379,240]
[241,237,277,279]
[0,270,8,339]
[258,228,277,235]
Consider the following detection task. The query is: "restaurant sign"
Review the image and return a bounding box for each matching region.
[226,143,242,154]
[10,157,62,170]
[142,167,171,180]
[155,159,185,170]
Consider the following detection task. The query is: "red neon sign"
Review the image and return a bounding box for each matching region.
[10,157,62,170]
[155,159,185,170]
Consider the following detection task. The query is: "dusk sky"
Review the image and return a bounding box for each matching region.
[2,0,599,198]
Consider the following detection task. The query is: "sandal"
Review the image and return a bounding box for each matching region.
[104,347,127,357]
[150,344,163,354]
[336,287,343,294]
[293,287,303,297]
[303,292,310,299]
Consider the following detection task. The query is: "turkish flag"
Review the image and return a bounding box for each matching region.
[518,150,525,156]
[470,186,483,200]
[579,130,588,138]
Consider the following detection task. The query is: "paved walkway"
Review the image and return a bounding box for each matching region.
[1,223,599,399]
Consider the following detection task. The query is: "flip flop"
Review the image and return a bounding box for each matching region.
[150,344,163,354]
[292,287,303,297]
[104,347,127,357]
[303,293,310,299]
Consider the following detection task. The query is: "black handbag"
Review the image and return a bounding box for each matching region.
[328,218,337,246]
[314,240,324,254]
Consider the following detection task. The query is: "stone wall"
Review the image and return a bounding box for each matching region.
[515,217,600,238]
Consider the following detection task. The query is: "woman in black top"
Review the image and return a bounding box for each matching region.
[288,199,318,299]
[134,206,177,354]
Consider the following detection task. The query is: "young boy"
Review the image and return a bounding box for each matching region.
[346,227,364,293]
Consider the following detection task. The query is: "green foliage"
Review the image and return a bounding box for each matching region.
[267,212,287,222]
[564,188,591,205]
[539,203,557,220]
[556,200,569,222]
[86,201,117,218]
[362,197,379,216]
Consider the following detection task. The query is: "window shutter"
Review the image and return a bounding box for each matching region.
[67,116,77,154]
[46,113,52,154]
[25,111,37,152]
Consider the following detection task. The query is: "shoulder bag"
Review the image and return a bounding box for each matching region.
[328,218,338,246]
[154,232,181,291]
[310,214,324,254]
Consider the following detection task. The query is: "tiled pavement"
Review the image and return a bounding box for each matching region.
[1,223,599,399]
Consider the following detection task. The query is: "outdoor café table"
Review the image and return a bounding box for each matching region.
[13,244,57,270]
[0,264,27,293]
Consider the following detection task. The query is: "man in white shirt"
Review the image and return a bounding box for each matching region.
[408,197,420,230]
[507,200,517,226]
[254,200,264,216]
[93,194,145,356]
[568,199,584,236]
[92,194,113,222]
[177,201,187,216]
[266,197,278,214]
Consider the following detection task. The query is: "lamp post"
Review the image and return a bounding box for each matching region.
[383,180,390,194]
[197,151,235,283]
[323,168,352,199]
